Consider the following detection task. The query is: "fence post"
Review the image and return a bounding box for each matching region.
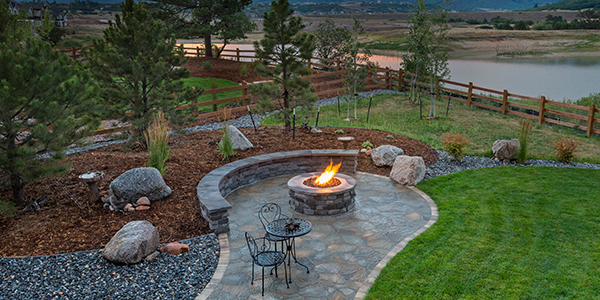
[367,65,372,90]
[539,96,546,125]
[236,48,240,62]
[502,89,509,115]
[242,81,248,107]
[315,74,321,93]
[308,58,312,72]
[385,67,391,89]
[587,103,596,137]
[467,82,473,107]
[71,47,76,61]
[336,58,340,71]
[196,46,200,58]
[398,69,404,91]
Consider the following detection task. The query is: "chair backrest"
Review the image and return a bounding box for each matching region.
[245,232,270,261]
[258,203,282,230]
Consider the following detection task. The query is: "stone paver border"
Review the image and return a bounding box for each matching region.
[195,233,230,300]
[197,150,359,234]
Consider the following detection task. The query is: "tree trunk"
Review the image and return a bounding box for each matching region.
[204,35,213,58]
[11,173,25,207]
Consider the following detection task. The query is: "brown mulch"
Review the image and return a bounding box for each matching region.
[0,126,438,257]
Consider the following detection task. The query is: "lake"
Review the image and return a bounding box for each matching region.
[185,43,600,102]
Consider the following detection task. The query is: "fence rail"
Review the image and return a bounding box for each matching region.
[56,45,598,138]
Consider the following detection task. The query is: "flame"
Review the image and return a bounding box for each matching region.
[316,159,342,185]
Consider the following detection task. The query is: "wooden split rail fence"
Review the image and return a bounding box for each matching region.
[57,45,598,137]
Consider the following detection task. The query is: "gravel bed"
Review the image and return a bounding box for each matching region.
[0,234,219,300]
[425,150,600,180]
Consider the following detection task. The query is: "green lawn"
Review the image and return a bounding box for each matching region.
[181,77,241,112]
[261,93,600,163]
[366,167,600,299]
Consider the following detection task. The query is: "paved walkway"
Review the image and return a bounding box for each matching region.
[206,172,435,300]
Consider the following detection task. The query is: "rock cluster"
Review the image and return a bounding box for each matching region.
[492,139,520,162]
[101,167,171,212]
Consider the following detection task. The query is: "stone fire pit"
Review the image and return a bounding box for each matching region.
[288,172,356,215]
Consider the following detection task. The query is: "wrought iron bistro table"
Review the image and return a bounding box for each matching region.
[266,218,313,283]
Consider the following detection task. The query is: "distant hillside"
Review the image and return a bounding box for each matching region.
[52,0,565,12]
[525,0,600,11]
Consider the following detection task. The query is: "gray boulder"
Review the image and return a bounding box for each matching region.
[109,167,171,204]
[371,145,405,167]
[102,221,159,265]
[389,155,426,186]
[220,125,253,151]
[492,139,520,161]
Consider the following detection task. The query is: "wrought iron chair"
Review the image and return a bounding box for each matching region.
[258,203,289,252]
[245,232,289,296]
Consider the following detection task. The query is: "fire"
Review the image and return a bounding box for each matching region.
[316,159,342,185]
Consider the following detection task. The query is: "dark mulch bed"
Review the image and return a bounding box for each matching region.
[0,126,437,257]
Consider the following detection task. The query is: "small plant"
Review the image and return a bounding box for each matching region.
[202,61,212,69]
[144,111,170,175]
[211,82,218,112]
[335,129,345,134]
[0,200,18,217]
[440,132,471,161]
[362,141,374,148]
[240,64,248,77]
[516,119,533,164]
[553,137,581,163]
[387,135,394,139]
[218,110,236,161]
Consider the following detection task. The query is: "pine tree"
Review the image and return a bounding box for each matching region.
[250,0,317,130]
[147,0,254,58]
[0,1,100,205]
[87,0,200,140]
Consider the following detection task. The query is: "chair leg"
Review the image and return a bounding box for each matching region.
[251,263,254,285]
[284,260,289,289]
[262,266,265,296]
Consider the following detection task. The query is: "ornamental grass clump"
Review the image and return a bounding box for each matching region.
[440,132,471,161]
[516,119,533,164]
[144,112,170,175]
[218,110,236,161]
[553,137,581,163]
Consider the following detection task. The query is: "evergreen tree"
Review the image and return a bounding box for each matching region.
[250,0,317,130]
[147,0,253,57]
[0,1,100,205]
[87,0,200,140]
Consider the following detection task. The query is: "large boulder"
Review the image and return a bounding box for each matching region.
[109,167,171,204]
[492,139,520,161]
[390,155,426,186]
[102,221,160,265]
[219,125,253,151]
[371,145,405,167]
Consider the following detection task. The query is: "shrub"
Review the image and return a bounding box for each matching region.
[553,137,581,163]
[516,119,533,164]
[387,135,394,139]
[241,64,248,77]
[477,25,494,29]
[144,111,170,175]
[440,132,471,161]
[218,110,236,161]
[0,200,18,217]
[362,141,374,148]
[335,129,345,134]
[202,61,212,69]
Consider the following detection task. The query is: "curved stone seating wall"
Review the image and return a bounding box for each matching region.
[197,150,359,234]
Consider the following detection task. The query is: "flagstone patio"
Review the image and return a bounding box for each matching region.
[200,172,437,299]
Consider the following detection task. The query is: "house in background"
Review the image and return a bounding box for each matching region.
[4,0,68,27]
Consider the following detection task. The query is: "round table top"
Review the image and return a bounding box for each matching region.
[266,218,312,239]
